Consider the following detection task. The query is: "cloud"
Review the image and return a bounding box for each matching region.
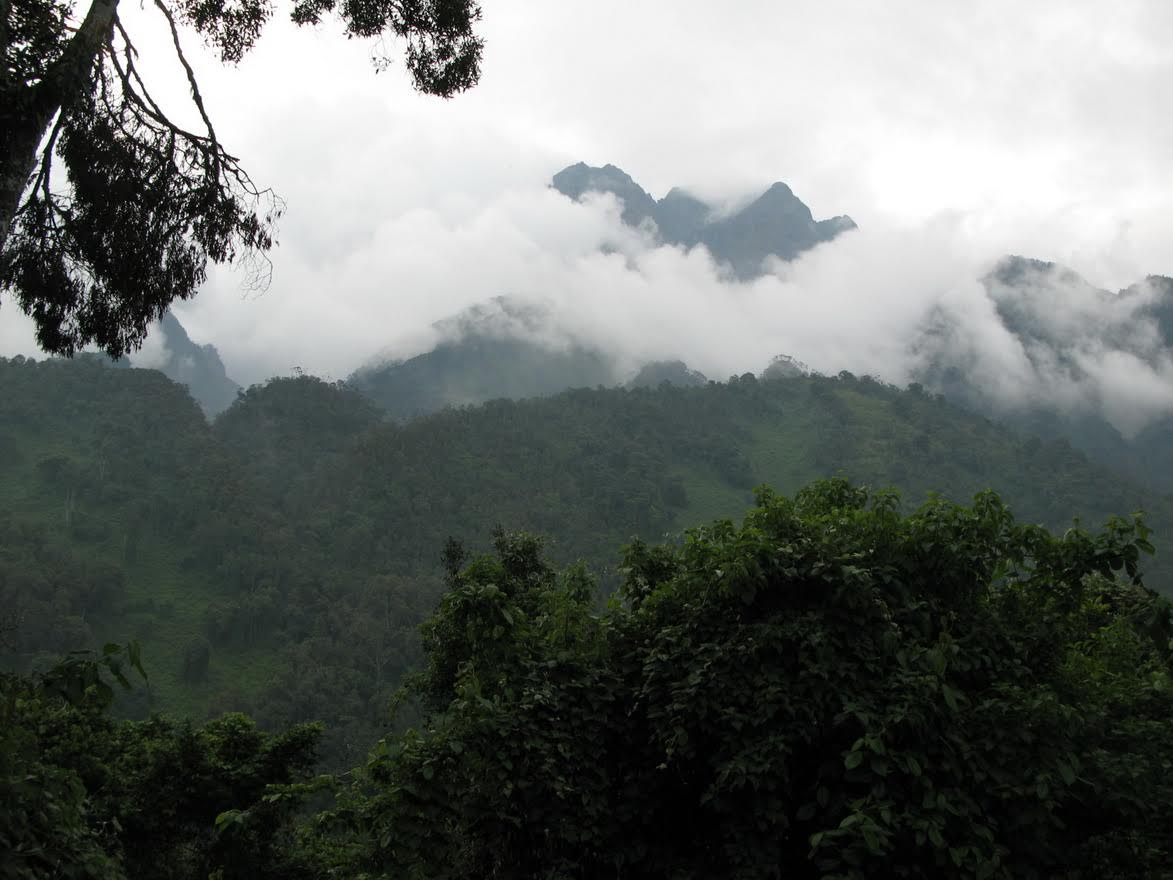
[0,301,39,359]
[130,321,172,370]
[164,163,1172,440]
[3,0,1172,441]
[938,264,1173,435]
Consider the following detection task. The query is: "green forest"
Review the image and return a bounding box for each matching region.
[8,0,1172,873]
[3,355,1173,876]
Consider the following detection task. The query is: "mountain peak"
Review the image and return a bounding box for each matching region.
[131,311,240,417]
[660,186,707,204]
[551,162,657,225]
[551,162,856,278]
[740,181,812,220]
[764,181,796,197]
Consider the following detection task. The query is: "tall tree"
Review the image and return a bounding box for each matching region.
[0,0,482,356]
[322,483,1173,878]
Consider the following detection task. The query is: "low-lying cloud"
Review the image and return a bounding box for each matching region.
[5,165,1170,438]
[162,173,1167,438]
[2,0,1171,440]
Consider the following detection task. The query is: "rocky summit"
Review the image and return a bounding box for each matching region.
[551,162,856,278]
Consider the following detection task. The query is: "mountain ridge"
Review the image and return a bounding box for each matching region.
[550,161,857,278]
[130,311,240,417]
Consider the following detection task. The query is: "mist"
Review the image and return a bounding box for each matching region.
[132,324,174,371]
[2,157,1169,440]
[159,173,1167,438]
[1,0,1170,438]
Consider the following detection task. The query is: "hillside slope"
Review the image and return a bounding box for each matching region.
[3,356,1168,766]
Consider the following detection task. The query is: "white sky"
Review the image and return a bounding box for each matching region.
[2,0,1172,387]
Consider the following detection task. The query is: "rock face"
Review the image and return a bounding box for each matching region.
[551,162,857,278]
[550,163,658,227]
[654,188,711,245]
[133,312,240,417]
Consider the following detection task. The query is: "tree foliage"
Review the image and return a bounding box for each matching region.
[3,358,1172,774]
[0,0,483,355]
[0,644,323,879]
[324,482,1173,878]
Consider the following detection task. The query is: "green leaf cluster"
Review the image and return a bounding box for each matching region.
[1,646,323,880]
[323,481,1173,878]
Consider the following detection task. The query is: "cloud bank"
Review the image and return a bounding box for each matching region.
[5,165,1171,438]
[171,176,1169,438]
[2,0,1171,437]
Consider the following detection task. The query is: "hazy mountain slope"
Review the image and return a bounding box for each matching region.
[550,162,658,227]
[698,181,855,277]
[348,161,861,418]
[914,256,1173,492]
[349,251,1173,494]
[350,335,618,421]
[1128,274,1173,347]
[132,312,240,417]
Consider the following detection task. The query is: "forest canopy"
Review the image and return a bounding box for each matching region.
[315,481,1173,877]
[3,359,1172,771]
[2,358,1172,876]
[8,481,1159,878]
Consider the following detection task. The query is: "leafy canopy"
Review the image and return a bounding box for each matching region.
[322,480,1173,879]
[0,0,483,356]
[0,643,324,880]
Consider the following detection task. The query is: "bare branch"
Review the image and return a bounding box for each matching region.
[152,0,221,173]
[30,109,64,203]
[109,16,213,148]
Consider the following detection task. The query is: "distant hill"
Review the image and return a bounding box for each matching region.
[551,162,856,278]
[352,333,722,421]
[349,299,619,420]
[626,360,708,389]
[348,292,797,420]
[130,311,240,416]
[347,248,1173,498]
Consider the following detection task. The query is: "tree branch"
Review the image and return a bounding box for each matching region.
[0,0,13,68]
[109,16,214,149]
[34,0,119,120]
[152,0,221,174]
[29,109,64,206]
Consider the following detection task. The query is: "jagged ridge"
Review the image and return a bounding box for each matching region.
[551,161,857,278]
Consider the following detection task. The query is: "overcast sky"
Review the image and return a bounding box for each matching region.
[3,0,1172,389]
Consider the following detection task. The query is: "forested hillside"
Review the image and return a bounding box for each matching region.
[2,354,1169,769]
[10,484,1170,878]
[916,257,1173,493]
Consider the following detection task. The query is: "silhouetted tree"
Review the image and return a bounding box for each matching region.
[1,0,483,355]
